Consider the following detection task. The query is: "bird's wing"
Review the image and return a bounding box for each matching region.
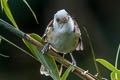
[42,19,54,42]
[73,20,84,51]
[40,20,54,76]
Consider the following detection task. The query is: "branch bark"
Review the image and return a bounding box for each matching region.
[0,19,97,80]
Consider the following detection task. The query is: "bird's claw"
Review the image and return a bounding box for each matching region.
[72,60,77,66]
[94,73,98,77]
[71,62,76,72]
[81,70,88,75]
[94,73,108,80]
[102,78,108,80]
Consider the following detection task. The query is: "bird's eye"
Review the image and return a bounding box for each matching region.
[56,18,60,22]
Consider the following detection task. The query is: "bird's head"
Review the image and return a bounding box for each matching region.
[54,9,70,24]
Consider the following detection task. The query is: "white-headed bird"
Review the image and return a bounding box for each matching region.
[40,9,83,76]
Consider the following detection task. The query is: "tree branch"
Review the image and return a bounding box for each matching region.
[0,19,97,80]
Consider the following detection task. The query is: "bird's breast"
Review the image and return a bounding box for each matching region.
[47,30,79,53]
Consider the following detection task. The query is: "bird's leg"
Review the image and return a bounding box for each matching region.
[69,53,89,74]
[69,53,77,71]
[59,54,65,76]
[69,53,76,66]
[42,43,49,54]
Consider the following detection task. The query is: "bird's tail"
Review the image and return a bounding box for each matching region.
[40,64,63,76]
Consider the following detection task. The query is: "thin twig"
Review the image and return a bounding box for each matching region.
[0,19,97,80]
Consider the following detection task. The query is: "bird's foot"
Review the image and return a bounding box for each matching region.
[94,73,98,78]
[81,70,88,75]
[71,62,77,72]
[102,77,108,80]
[94,73,108,80]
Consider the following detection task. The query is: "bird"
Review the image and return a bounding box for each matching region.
[40,9,83,76]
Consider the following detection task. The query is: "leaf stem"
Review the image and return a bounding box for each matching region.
[23,0,39,24]
[83,27,102,80]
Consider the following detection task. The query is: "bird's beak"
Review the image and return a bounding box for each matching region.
[61,17,68,23]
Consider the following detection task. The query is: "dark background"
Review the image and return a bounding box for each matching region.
[0,0,120,80]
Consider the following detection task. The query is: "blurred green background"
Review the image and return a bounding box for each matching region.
[0,0,120,80]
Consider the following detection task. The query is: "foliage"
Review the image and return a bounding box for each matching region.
[0,36,9,58]
[23,33,61,80]
[96,44,120,80]
[83,27,102,80]
[61,66,74,80]
[0,37,1,43]
[0,0,19,29]
[0,53,9,58]
[23,0,39,24]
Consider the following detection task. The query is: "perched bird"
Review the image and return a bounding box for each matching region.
[40,9,83,76]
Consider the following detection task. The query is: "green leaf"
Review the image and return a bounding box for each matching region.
[111,71,120,80]
[1,0,19,29]
[115,44,120,69]
[0,35,37,60]
[96,59,119,73]
[0,36,9,58]
[0,38,1,43]
[23,33,60,80]
[61,66,74,80]
[29,33,44,45]
[111,72,115,80]
[23,0,39,24]
[0,53,9,58]
[0,0,4,11]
